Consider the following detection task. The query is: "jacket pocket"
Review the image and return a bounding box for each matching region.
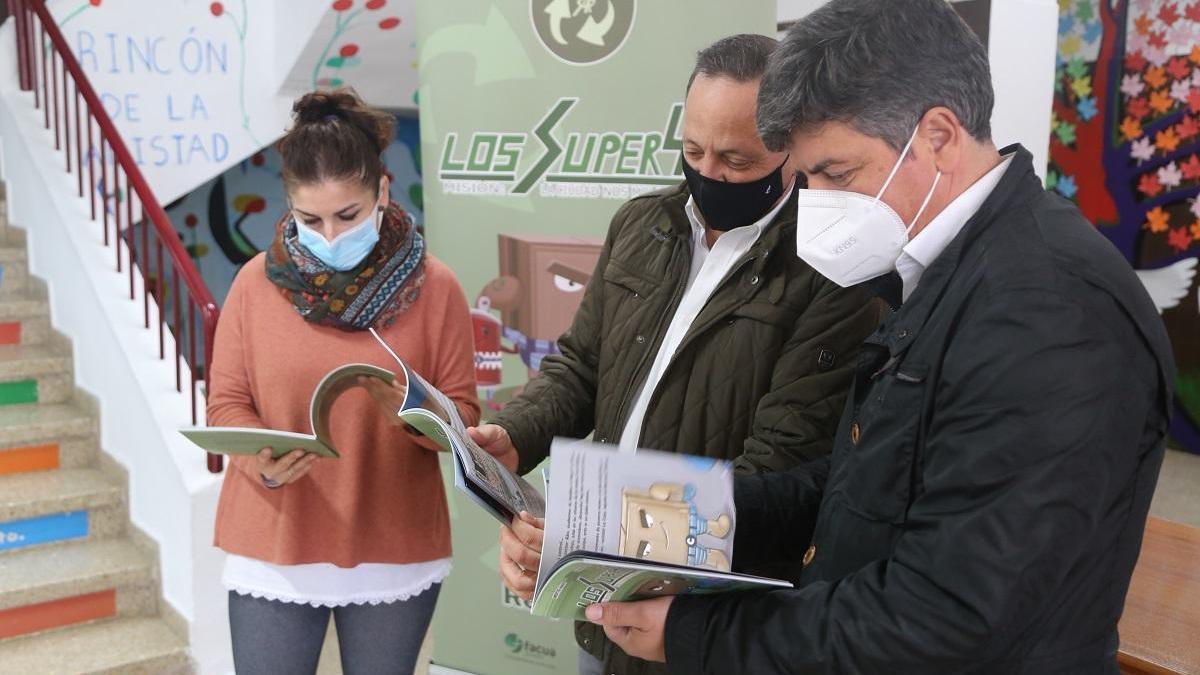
[602,260,657,299]
[834,363,928,524]
[729,301,791,326]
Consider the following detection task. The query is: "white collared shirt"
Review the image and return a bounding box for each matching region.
[895,154,1015,301]
[617,191,791,452]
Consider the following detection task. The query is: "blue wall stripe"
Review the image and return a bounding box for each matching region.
[0,511,89,551]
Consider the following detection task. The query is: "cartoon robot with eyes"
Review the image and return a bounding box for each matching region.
[474,234,603,382]
[619,482,733,571]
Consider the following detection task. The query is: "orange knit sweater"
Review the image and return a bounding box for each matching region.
[209,253,479,567]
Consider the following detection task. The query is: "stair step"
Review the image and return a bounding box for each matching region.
[0,338,73,405]
[0,279,50,346]
[0,397,95,450]
[0,226,24,249]
[0,467,121,521]
[0,237,27,262]
[0,469,123,550]
[0,538,156,612]
[0,339,71,378]
[0,196,185,672]
[0,244,29,299]
[0,616,189,674]
[0,397,98,474]
[0,279,48,320]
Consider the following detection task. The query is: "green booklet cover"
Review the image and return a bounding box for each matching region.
[531,552,791,620]
[180,362,394,459]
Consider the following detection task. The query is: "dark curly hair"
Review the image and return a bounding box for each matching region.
[276,87,395,193]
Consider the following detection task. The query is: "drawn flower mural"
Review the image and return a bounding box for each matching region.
[312,0,403,90]
[1049,0,1200,452]
[209,0,261,146]
[57,0,102,28]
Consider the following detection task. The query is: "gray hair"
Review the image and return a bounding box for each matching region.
[757,0,994,152]
[687,34,778,93]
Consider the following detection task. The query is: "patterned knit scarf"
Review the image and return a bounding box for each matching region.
[264,204,426,331]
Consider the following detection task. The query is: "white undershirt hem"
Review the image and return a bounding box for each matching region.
[222,554,452,608]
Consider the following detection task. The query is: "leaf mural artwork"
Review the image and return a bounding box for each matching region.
[312,0,403,90]
[232,194,267,242]
[182,213,210,261]
[1049,0,1200,452]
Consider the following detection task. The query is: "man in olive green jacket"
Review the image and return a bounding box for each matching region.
[472,35,880,675]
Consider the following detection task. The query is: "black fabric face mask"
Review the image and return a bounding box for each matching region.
[681,156,789,232]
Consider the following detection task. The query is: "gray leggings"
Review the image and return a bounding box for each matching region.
[227,584,440,675]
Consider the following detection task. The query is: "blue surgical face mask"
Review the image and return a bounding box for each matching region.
[295,201,382,271]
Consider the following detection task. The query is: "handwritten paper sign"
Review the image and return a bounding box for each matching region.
[48,0,292,203]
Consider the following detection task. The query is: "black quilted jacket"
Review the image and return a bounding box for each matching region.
[663,147,1176,674]
[492,181,881,674]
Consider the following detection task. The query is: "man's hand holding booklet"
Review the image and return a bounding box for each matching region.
[501,439,791,621]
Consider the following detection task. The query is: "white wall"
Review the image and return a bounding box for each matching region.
[270,1,327,91]
[988,0,1057,179]
[0,61,232,675]
[777,0,824,23]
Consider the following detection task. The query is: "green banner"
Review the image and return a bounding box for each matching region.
[416,1,775,672]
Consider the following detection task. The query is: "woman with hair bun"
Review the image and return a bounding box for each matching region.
[206,88,478,674]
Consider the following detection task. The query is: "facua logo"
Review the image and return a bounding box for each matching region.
[504,633,523,654]
[833,236,858,254]
[503,633,558,659]
[531,0,636,65]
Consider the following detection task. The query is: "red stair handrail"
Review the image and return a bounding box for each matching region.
[11,0,224,472]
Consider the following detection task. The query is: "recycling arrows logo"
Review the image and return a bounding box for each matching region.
[531,0,636,65]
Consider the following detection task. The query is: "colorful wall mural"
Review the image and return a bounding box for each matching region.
[279,0,418,110]
[1050,0,1200,452]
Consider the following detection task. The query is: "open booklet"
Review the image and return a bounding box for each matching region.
[180,329,543,524]
[529,439,791,620]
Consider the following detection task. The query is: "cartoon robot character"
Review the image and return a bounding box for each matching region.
[475,234,603,380]
[471,297,505,409]
[619,483,732,571]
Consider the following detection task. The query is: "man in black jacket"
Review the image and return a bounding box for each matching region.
[584,1,1177,673]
